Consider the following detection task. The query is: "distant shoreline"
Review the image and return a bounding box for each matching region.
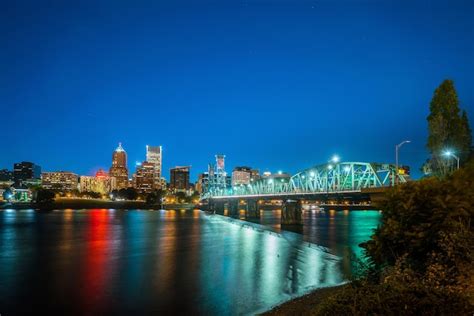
[0,198,196,211]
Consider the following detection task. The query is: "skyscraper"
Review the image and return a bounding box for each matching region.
[109,143,129,189]
[170,166,190,192]
[133,161,155,194]
[13,161,41,186]
[146,145,163,189]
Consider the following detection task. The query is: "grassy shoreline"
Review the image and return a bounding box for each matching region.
[261,285,346,315]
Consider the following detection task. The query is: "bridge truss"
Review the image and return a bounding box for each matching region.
[203,162,408,198]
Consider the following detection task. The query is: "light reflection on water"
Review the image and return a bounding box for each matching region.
[0,209,379,314]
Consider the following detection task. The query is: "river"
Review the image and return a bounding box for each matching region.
[0,208,380,314]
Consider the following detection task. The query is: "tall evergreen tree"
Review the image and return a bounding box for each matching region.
[459,110,472,159]
[425,80,472,176]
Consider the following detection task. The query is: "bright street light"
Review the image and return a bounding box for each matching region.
[331,155,340,163]
[443,150,460,170]
[395,140,411,184]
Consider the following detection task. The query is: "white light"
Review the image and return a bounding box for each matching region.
[344,166,351,173]
[310,171,315,177]
[328,165,333,170]
[278,170,283,175]
[331,155,340,163]
[443,150,453,157]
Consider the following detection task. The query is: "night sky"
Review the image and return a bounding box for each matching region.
[1,0,473,180]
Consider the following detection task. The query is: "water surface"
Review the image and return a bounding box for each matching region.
[0,209,380,314]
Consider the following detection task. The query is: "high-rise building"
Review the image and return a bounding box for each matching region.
[146,145,163,189]
[109,143,129,189]
[80,169,117,194]
[170,166,190,192]
[13,161,41,186]
[232,166,252,186]
[133,161,155,194]
[195,172,208,194]
[41,171,79,191]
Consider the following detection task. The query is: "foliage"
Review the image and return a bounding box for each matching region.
[118,187,138,200]
[363,162,473,273]
[145,189,165,205]
[425,79,472,176]
[35,189,56,204]
[314,162,474,315]
[79,191,102,199]
[315,277,472,315]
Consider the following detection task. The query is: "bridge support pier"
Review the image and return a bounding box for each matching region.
[245,199,260,219]
[281,199,302,226]
[213,200,225,215]
[228,199,239,217]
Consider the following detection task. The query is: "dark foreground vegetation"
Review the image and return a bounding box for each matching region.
[267,161,474,315]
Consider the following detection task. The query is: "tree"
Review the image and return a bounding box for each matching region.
[35,189,55,204]
[124,187,138,200]
[426,79,472,176]
[460,110,472,158]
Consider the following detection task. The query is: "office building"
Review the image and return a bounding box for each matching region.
[232,166,252,186]
[146,145,162,182]
[109,143,129,189]
[13,161,41,186]
[170,166,190,191]
[41,171,79,191]
[134,161,155,194]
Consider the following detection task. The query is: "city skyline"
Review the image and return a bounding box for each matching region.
[1,0,473,180]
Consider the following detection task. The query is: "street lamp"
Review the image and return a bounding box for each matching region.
[443,150,460,170]
[331,155,340,163]
[395,140,411,184]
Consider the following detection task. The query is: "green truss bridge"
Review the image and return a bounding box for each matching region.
[201,161,408,225]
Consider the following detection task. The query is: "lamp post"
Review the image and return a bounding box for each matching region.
[395,140,411,184]
[443,151,460,170]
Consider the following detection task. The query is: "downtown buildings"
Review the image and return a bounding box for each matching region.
[133,145,165,194]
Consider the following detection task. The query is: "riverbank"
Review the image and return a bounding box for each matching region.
[0,198,197,210]
[262,285,346,315]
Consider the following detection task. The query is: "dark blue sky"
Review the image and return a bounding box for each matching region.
[1,0,473,180]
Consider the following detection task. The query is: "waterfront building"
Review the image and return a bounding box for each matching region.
[146,145,163,189]
[109,143,129,189]
[79,169,117,194]
[134,161,155,194]
[232,166,252,186]
[41,171,79,191]
[170,166,190,192]
[13,161,41,186]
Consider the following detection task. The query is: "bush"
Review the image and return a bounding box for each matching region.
[314,162,474,315]
[35,189,55,204]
